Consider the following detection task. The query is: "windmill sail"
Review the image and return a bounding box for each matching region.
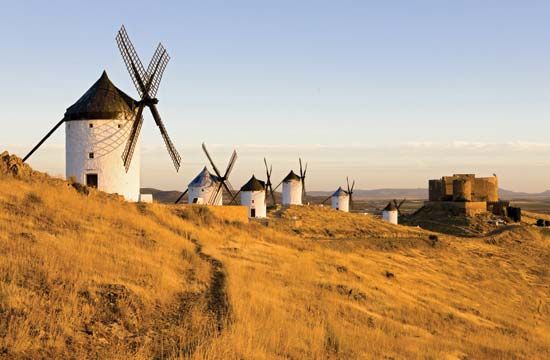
[264,158,276,205]
[116,25,181,172]
[201,143,238,205]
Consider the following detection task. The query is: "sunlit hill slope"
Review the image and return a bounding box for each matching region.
[0,151,549,359]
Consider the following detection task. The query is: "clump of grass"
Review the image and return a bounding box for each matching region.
[176,206,216,226]
[0,286,6,310]
[25,191,42,205]
[324,325,340,354]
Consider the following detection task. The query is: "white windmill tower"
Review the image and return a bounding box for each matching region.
[323,177,355,212]
[64,71,142,201]
[330,187,349,212]
[277,158,307,206]
[382,200,404,225]
[23,26,182,202]
[175,143,237,205]
[238,175,267,218]
[186,167,223,205]
[281,170,302,205]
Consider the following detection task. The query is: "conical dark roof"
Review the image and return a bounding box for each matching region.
[188,166,219,188]
[241,175,265,192]
[283,170,301,182]
[332,187,348,197]
[64,71,137,121]
[383,202,397,211]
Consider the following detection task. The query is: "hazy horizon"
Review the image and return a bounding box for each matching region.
[1,1,549,192]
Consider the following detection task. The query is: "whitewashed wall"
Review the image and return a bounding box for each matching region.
[188,184,223,205]
[382,210,398,224]
[282,180,302,205]
[241,190,266,218]
[331,194,350,212]
[65,119,140,202]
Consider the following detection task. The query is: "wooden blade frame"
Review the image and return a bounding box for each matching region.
[202,143,223,179]
[174,188,188,204]
[117,25,181,172]
[264,158,276,205]
[149,103,181,171]
[116,26,147,97]
[23,119,65,162]
[122,105,145,171]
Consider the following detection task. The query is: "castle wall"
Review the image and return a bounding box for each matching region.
[424,201,487,216]
[429,180,442,201]
[453,178,472,201]
[441,176,455,200]
[429,174,498,204]
[473,177,498,202]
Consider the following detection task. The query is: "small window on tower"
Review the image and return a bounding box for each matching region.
[118,124,121,129]
[252,199,255,204]
[89,123,93,128]
[89,152,94,159]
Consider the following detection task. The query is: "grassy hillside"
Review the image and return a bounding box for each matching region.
[1,153,549,359]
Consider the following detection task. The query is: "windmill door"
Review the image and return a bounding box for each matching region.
[86,174,98,188]
[251,208,256,218]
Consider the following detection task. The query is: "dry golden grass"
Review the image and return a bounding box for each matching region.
[0,173,223,358]
[1,168,549,359]
[195,207,550,359]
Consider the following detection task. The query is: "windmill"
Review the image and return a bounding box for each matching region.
[264,158,276,206]
[201,143,237,205]
[227,175,268,218]
[273,158,307,206]
[322,177,355,212]
[116,25,181,172]
[383,201,399,224]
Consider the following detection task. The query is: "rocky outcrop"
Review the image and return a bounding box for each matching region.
[0,151,35,177]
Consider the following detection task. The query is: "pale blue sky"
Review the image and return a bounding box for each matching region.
[1,1,549,191]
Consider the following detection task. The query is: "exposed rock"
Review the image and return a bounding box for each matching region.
[1,151,37,178]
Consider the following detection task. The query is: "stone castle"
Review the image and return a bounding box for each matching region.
[427,174,500,216]
[429,174,498,202]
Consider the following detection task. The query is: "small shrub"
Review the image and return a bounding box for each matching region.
[25,192,42,204]
[71,182,89,196]
[177,206,215,226]
[324,325,340,354]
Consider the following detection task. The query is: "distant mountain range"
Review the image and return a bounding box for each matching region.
[311,188,550,200]
[308,188,428,200]
[142,187,550,203]
[140,188,183,204]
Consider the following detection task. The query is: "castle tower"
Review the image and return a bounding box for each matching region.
[65,71,140,201]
